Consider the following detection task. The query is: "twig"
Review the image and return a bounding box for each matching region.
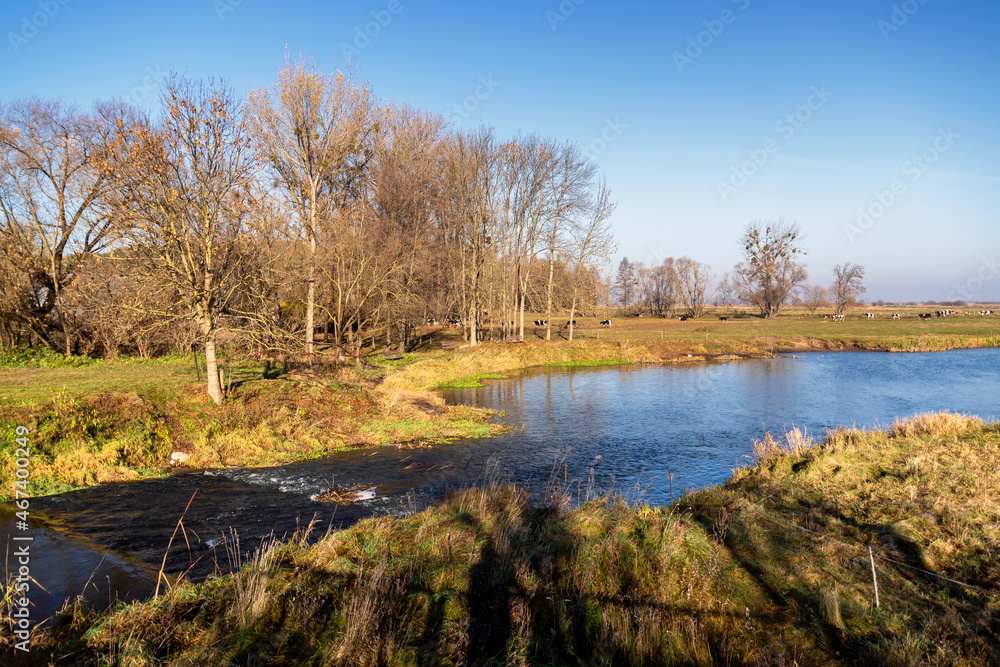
[155,490,197,598]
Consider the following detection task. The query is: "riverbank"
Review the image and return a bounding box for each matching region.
[0,352,504,500]
[16,412,998,666]
[2,315,998,500]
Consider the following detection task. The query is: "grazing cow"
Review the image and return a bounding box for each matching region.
[918,313,931,319]
[719,316,729,322]
[425,318,438,326]
[679,316,688,322]
[831,313,845,321]
[532,319,547,327]
[866,312,875,319]
[891,313,900,319]
[600,319,612,327]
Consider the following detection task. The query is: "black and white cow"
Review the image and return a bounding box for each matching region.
[679,315,689,322]
[532,319,547,327]
[891,313,900,319]
[599,319,612,327]
[866,312,875,319]
[719,316,729,322]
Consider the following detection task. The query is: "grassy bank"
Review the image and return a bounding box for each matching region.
[19,413,999,666]
[0,351,504,500]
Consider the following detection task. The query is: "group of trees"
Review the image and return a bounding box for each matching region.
[614,255,714,318]
[612,220,867,319]
[0,60,617,403]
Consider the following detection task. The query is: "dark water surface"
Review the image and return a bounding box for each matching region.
[4,348,998,623]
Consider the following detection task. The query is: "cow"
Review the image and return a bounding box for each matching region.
[830,313,845,321]
[719,316,729,322]
[866,313,875,319]
[891,313,900,319]
[599,319,612,327]
[425,318,438,326]
[679,316,689,322]
[532,319,547,327]
[918,313,932,319]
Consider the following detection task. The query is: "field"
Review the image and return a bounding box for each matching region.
[17,413,999,666]
[492,306,1000,354]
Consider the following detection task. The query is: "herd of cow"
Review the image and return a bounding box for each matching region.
[821,309,995,321]
[425,310,993,330]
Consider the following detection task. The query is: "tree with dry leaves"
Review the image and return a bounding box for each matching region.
[0,99,117,353]
[104,75,257,404]
[246,59,378,357]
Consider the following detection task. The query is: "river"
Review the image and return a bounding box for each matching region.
[4,348,998,623]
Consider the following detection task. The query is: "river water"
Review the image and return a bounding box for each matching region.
[4,348,998,623]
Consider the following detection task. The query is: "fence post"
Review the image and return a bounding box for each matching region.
[869,546,880,608]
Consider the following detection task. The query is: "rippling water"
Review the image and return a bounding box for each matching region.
[4,348,998,621]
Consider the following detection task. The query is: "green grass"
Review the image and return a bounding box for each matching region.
[543,359,633,368]
[433,372,509,389]
[25,413,1000,665]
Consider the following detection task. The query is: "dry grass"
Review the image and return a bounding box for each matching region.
[22,412,1000,666]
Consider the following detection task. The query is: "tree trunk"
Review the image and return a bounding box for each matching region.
[204,334,224,405]
[568,292,578,341]
[305,238,316,358]
[545,255,556,341]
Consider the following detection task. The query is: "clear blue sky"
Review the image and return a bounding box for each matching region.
[3,0,999,302]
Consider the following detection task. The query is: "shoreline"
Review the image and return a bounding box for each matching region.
[3,333,998,501]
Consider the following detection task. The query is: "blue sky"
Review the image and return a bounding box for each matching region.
[3,0,999,301]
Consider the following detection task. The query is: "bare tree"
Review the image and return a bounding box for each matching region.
[714,271,736,310]
[441,127,497,346]
[565,176,616,340]
[0,99,117,353]
[802,284,830,313]
[543,141,595,340]
[616,256,636,309]
[675,256,713,318]
[830,262,866,315]
[105,75,256,404]
[732,219,807,318]
[246,58,377,357]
